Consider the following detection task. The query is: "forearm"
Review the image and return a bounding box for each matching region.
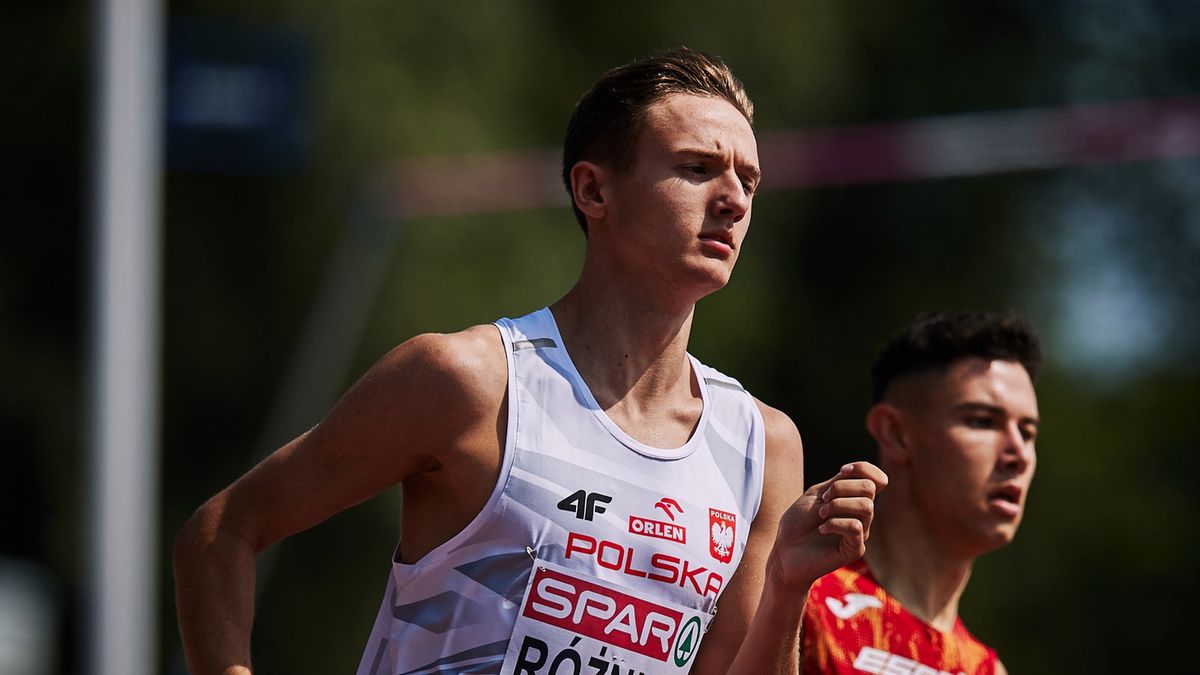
[173,515,260,675]
[721,575,806,675]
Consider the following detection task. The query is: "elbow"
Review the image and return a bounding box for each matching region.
[173,493,260,576]
[174,495,239,573]
[173,502,213,574]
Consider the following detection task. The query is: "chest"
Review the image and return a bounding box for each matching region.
[500,424,746,615]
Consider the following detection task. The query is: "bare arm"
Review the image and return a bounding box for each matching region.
[172,326,506,675]
[692,401,887,675]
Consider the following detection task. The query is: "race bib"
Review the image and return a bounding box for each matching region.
[500,560,710,675]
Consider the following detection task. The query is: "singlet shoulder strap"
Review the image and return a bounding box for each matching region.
[511,337,557,351]
[693,360,748,393]
[497,307,558,347]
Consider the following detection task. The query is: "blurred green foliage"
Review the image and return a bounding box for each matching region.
[5,0,1199,673]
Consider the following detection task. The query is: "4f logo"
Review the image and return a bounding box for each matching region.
[558,489,612,521]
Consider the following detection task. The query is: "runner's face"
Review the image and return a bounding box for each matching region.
[905,358,1039,556]
[600,94,760,299]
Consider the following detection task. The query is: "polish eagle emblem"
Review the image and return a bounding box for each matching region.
[711,521,734,557]
[708,508,736,563]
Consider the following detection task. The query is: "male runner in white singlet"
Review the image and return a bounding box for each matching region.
[174,47,886,675]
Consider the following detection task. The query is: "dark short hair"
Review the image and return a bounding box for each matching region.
[561,47,754,234]
[870,311,1042,403]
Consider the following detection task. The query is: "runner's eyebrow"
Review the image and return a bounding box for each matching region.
[954,402,1003,415]
[740,162,762,185]
[675,148,761,184]
[954,401,1040,427]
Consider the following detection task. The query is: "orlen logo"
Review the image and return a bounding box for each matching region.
[655,497,683,520]
[629,515,686,544]
[523,566,683,662]
[630,497,686,544]
[708,508,736,564]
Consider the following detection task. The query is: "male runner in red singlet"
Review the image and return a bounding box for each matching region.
[175,48,886,675]
[802,312,1041,675]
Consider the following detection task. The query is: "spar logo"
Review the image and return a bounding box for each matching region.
[629,497,686,544]
[523,566,702,665]
[708,508,736,564]
[673,616,702,667]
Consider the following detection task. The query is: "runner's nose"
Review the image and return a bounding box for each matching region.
[714,171,750,222]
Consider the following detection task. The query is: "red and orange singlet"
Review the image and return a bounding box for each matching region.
[802,561,998,675]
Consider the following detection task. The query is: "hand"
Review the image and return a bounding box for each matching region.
[766,461,887,593]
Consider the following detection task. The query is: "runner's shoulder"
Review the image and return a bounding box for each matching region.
[752,397,803,466]
[376,324,507,413]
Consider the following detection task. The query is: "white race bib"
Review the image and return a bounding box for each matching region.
[499,560,709,675]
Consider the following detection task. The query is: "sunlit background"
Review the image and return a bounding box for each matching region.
[4,1,1199,674]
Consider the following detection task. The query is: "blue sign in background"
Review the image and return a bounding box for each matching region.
[167,17,310,174]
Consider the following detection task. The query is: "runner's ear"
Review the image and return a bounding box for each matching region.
[570,161,607,222]
[866,403,910,466]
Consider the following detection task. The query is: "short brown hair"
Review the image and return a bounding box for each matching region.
[561,47,755,234]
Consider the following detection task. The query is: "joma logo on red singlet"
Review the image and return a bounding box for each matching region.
[523,566,683,661]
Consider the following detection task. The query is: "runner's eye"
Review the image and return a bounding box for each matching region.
[965,416,994,429]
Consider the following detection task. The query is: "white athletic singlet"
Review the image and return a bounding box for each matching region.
[356,308,766,675]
